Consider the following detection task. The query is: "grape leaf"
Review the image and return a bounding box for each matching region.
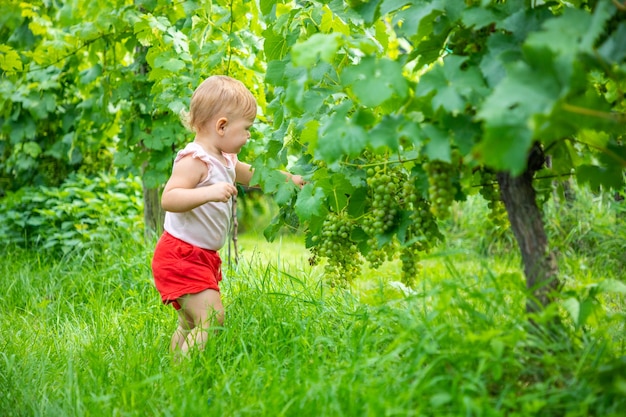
[416,55,488,114]
[478,59,560,126]
[350,0,382,24]
[153,54,186,72]
[295,183,326,220]
[265,60,287,85]
[480,33,522,88]
[274,181,297,206]
[292,33,343,67]
[393,0,443,42]
[598,22,626,64]
[263,28,291,61]
[342,57,408,108]
[525,3,611,56]
[422,124,450,163]
[461,6,498,29]
[474,123,532,175]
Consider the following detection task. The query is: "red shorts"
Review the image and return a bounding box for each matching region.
[151,231,222,310]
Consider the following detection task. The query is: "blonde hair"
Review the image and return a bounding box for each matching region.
[181,75,257,133]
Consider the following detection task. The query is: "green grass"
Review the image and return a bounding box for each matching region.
[1,189,625,416]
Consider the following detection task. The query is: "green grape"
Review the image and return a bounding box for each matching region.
[478,169,509,229]
[397,176,445,286]
[363,165,400,235]
[362,162,403,268]
[412,199,444,250]
[423,160,455,220]
[312,211,361,287]
[400,245,421,288]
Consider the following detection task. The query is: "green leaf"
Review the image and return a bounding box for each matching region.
[167,100,186,115]
[474,124,532,176]
[525,4,611,57]
[461,6,498,29]
[349,0,381,24]
[576,164,625,191]
[320,5,350,36]
[263,28,291,61]
[562,296,596,329]
[265,60,287,85]
[0,45,23,73]
[480,33,521,88]
[416,56,487,114]
[393,0,444,42]
[597,279,626,295]
[274,181,296,206]
[478,58,560,127]
[430,392,452,408]
[295,184,326,220]
[317,106,369,163]
[369,115,401,151]
[598,22,626,64]
[562,297,580,326]
[292,33,343,67]
[22,142,42,158]
[79,64,102,85]
[342,57,408,108]
[525,9,589,56]
[423,124,450,162]
[154,55,186,72]
[260,0,280,16]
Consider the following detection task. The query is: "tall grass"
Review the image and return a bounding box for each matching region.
[1,188,625,416]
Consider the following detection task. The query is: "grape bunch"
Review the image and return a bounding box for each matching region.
[363,236,395,269]
[311,211,361,287]
[362,165,400,236]
[423,159,456,220]
[400,174,443,286]
[361,164,403,268]
[410,199,443,251]
[477,169,508,228]
[399,245,421,287]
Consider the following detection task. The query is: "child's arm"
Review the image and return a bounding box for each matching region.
[162,156,238,212]
[235,161,305,188]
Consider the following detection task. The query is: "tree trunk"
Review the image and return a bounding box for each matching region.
[143,182,164,239]
[497,143,559,313]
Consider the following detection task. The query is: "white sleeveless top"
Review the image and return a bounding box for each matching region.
[163,142,237,251]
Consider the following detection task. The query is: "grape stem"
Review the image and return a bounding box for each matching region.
[562,103,626,123]
[472,172,575,188]
[612,0,626,10]
[343,157,421,168]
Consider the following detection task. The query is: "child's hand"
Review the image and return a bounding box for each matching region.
[209,182,238,203]
[290,174,305,188]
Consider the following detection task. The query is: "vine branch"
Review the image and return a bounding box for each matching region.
[562,103,626,123]
[23,32,116,74]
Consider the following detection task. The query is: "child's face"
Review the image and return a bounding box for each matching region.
[222,116,254,154]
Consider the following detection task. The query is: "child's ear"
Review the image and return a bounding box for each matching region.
[216,117,228,134]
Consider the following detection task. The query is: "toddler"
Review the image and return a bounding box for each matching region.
[151,75,303,356]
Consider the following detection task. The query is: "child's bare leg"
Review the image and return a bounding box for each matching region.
[177,289,224,354]
[171,312,192,353]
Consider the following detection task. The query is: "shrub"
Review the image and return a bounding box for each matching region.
[0,173,144,254]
